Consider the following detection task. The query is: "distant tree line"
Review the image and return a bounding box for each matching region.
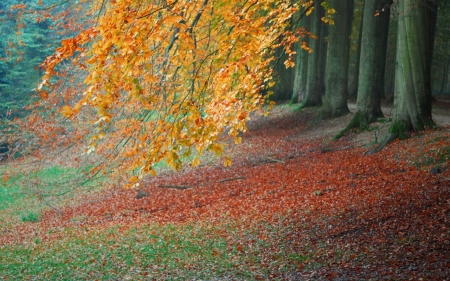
[274,0,445,146]
[0,0,63,120]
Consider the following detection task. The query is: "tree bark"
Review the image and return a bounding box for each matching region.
[348,0,364,100]
[438,57,450,95]
[384,17,397,102]
[390,0,438,138]
[337,0,391,138]
[292,9,311,104]
[321,0,354,118]
[300,1,324,108]
[318,22,328,95]
[272,47,294,101]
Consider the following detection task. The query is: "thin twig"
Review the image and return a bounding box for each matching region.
[158,185,192,190]
[266,157,285,164]
[218,176,245,183]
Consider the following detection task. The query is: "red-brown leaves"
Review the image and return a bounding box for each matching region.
[3,108,450,253]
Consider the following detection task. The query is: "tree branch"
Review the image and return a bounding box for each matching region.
[158,185,193,190]
[218,176,245,183]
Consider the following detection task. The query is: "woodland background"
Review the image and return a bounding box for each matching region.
[0,0,449,280]
[1,0,449,120]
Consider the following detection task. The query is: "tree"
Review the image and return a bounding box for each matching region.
[347,0,364,100]
[0,0,77,119]
[432,1,450,95]
[0,0,83,161]
[388,0,438,141]
[300,1,325,108]
[317,20,328,97]
[8,0,307,187]
[272,41,295,101]
[336,0,391,138]
[383,14,397,101]
[292,7,312,104]
[321,0,354,118]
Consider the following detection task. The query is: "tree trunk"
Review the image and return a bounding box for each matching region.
[438,57,450,95]
[390,0,438,138]
[272,47,294,101]
[318,22,328,95]
[300,1,324,108]
[383,17,397,102]
[321,0,354,118]
[337,0,391,137]
[292,9,311,104]
[348,0,364,100]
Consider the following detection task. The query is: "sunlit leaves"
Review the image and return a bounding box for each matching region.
[61,105,73,118]
[15,0,321,188]
[320,1,336,25]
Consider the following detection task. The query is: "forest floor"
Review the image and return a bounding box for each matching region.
[1,98,450,280]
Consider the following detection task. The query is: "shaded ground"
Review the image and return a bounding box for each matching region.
[1,100,450,280]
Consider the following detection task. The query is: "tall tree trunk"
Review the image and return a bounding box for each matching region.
[272,48,294,101]
[300,1,324,108]
[321,0,354,118]
[348,0,365,100]
[337,0,391,138]
[383,18,397,102]
[390,0,438,139]
[318,22,328,95]
[292,9,311,104]
[438,57,450,95]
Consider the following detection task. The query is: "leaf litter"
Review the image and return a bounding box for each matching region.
[1,104,450,280]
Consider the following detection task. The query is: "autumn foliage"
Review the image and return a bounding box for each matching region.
[0,0,324,188]
[2,106,449,279]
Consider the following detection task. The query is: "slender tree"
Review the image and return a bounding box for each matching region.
[272,45,295,101]
[383,18,397,102]
[300,1,324,108]
[292,8,311,104]
[318,21,328,96]
[433,1,450,94]
[321,0,354,118]
[348,0,365,100]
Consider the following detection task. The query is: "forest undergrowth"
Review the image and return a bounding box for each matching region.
[0,103,449,280]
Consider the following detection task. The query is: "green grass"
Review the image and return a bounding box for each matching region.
[20,212,40,223]
[0,165,104,227]
[0,147,218,228]
[0,219,312,280]
[414,146,450,169]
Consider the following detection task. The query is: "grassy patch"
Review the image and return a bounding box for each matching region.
[414,146,450,169]
[20,212,40,223]
[0,165,104,227]
[0,219,315,280]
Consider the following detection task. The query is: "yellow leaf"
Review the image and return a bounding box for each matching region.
[129,176,139,183]
[61,106,73,118]
[284,60,295,68]
[208,143,224,156]
[223,157,232,167]
[306,7,314,16]
[191,157,200,167]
